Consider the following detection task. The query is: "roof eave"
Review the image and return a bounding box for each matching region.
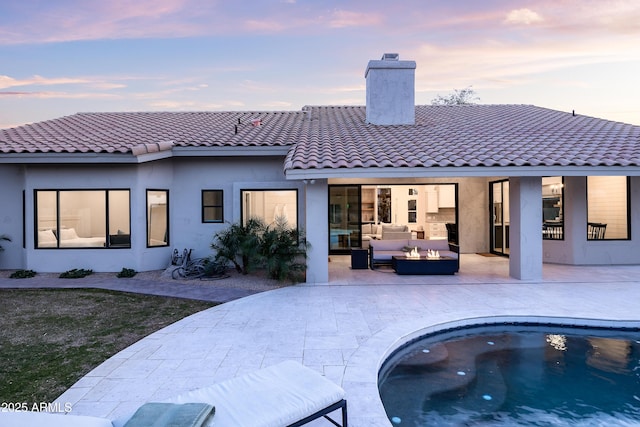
[0,152,142,164]
[285,165,640,180]
[172,145,291,157]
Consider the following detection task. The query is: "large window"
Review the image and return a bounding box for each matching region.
[202,190,223,223]
[241,189,297,228]
[35,190,130,249]
[147,190,169,247]
[587,176,629,240]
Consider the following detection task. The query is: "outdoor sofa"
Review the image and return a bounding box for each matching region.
[0,361,347,427]
[369,238,460,271]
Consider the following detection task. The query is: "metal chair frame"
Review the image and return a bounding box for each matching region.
[587,222,607,240]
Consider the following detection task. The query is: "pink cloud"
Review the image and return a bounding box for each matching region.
[328,9,383,28]
[0,90,119,99]
[504,8,544,25]
[0,75,92,89]
[0,0,209,44]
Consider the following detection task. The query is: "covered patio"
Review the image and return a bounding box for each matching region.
[327,252,640,285]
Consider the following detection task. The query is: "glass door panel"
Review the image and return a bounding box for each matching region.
[329,185,361,253]
[490,180,510,256]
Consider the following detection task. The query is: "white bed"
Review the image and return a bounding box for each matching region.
[38,228,105,248]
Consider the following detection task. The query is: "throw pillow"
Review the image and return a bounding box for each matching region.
[38,229,57,243]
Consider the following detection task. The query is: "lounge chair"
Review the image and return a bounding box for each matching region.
[0,361,347,427]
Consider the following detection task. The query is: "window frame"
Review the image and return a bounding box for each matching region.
[240,188,299,229]
[542,176,565,241]
[586,176,631,241]
[146,189,170,248]
[202,189,224,223]
[34,189,131,249]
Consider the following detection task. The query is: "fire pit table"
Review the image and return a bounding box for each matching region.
[391,255,458,275]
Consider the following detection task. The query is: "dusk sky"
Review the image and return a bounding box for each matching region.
[1,0,639,129]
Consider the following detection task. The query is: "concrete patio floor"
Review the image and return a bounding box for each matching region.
[53,254,640,426]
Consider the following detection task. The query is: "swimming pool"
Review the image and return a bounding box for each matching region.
[378,323,640,426]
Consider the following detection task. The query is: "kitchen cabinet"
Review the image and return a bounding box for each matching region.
[438,185,456,208]
[426,189,439,213]
[427,222,447,239]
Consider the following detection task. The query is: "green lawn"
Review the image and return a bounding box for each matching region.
[0,288,215,405]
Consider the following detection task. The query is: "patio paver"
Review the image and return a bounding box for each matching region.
[6,254,640,426]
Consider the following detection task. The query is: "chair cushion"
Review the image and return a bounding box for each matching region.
[123,403,214,427]
[164,361,345,427]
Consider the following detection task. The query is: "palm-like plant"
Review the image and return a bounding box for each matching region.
[211,218,265,274]
[260,216,309,282]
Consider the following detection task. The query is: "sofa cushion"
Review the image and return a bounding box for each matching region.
[382,231,412,240]
[382,225,407,233]
[408,239,450,251]
[362,224,372,234]
[370,239,409,251]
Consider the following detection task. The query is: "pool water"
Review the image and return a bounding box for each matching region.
[378,324,640,426]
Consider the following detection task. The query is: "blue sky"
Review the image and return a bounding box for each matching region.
[1,0,639,128]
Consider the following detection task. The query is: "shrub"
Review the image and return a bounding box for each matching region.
[211,218,265,274]
[260,217,309,282]
[212,216,309,282]
[59,268,93,279]
[117,268,137,278]
[10,269,36,279]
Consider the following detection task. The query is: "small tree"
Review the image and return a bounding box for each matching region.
[212,218,265,274]
[431,86,480,105]
[0,234,10,252]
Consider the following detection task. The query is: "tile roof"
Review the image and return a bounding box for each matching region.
[284,105,640,171]
[2,105,639,172]
[0,111,307,154]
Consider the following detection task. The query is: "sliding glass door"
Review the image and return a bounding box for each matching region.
[490,180,510,256]
[329,185,361,253]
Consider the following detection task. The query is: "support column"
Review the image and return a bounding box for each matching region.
[509,177,543,280]
[304,179,329,283]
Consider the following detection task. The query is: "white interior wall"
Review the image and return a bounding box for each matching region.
[587,176,628,239]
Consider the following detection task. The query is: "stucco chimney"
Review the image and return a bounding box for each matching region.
[365,53,416,125]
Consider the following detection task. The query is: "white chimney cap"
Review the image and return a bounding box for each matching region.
[382,53,399,61]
